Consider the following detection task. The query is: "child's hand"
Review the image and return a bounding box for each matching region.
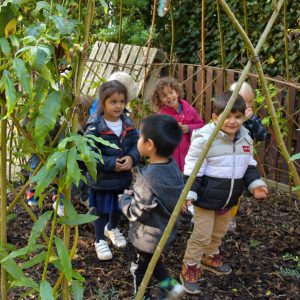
[115,160,123,172]
[178,122,189,134]
[245,107,254,119]
[118,156,133,171]
[124,189,133,195]
[182,199,192,212]
[253,186,268,200]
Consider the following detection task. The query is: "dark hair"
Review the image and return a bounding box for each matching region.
[96,80,128,114]
[140,114,183,157]
[151,77,183,108]
[213,91,246,115]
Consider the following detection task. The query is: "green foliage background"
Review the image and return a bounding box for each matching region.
[97,0,299,78]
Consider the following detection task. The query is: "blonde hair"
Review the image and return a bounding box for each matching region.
[151,77,183,108]
[230,81,255,105]
[108,71,138,101]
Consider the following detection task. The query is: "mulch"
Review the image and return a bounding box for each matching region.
[5,190,300,299]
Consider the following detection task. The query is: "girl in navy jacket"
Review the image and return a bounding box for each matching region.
[85,80,140,260]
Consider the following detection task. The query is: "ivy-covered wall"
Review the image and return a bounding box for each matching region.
[95,0,299,78]
[156,0,299,78]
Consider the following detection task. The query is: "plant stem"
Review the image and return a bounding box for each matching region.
[0,103,8,299]
[219,0,300,199]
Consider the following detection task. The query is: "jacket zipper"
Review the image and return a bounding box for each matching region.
[223,142,236,208]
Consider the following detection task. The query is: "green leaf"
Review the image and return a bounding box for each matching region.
[290,153,300,161]
[28,45,51,68]
[22,250,47,270]
[0,37,11,56]
[100,0,108,14]
[66,148,81,186]
[86,134,119,149]
[31,165,59,197]
[72,280,84,300]
[12,58,32,97]
[28,211,53,250]
[3,70,17,116]
[46,151,67,170]
[0,244,44,262]
[10,276,38,289]
[0,3,15,38]
[39,65,59,91]
[33,76,49,105]
[54,237,72,280]
[34,91,61,147]
[40,280,54,300]
[58,214,98,226]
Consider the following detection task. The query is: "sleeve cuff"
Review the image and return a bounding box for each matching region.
[187,191,197,201]
[248,179,267,193]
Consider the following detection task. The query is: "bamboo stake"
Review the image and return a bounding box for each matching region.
[200,0,205,117]
[283,0,291,152]
[135,1,288,298]
[243,0,249,58]
[218,0,300,199]
[118,0,123,62]
[0,103,8,299]
[141,0,157,99]
[216,0,226,88]
[169,0,175,76]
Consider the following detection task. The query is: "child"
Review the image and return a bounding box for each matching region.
[151,77,205,172]
[230,81,267,142]
[229,82,268,231]
[119,114,185,300]
[180,91,268,294]
[85,80,140,260]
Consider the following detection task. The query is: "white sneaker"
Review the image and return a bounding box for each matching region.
[95,240,113,260]
[52,201,65,217]
[104,224,127,248]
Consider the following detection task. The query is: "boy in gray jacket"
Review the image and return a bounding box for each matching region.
[119,114,185,300]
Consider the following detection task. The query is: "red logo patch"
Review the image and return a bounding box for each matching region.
[243,146,250,153]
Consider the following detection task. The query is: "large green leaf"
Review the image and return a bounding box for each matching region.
[34,91,61,147]
[28,211,53,249]
[22,250,47,270]
[58,214,98,226]
[31,165,59,197]
[28,45,51,68]
[66,148,81,186]
[33,75,49,106]
[0,244,44,262]
[3,70,17,116]
[54,237,72,281]
[40,280,54,300]
[12,57,32,97]
[86,134,119,149]
[46,151,67,170]
[0,37,11,56]
[0,2,15,37]
[71,280,84,300]
[39,65,59,91]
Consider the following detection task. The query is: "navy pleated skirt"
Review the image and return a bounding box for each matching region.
[89,189,120,214]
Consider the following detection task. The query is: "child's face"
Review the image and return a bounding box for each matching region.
[103,92,126,121]
[158,85,179,110]
[137,133,151,158]
[213,111,244,140]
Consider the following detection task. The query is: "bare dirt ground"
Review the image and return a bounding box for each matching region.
[6,190,300,299]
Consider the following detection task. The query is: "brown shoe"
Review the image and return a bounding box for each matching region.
[179,263,202,294]
[201,254,232,275]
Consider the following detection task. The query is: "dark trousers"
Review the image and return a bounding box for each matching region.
[131,249,169,295]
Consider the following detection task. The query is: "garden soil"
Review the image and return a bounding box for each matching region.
[6,191,300,299]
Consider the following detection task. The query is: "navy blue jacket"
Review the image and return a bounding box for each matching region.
[85,113,140,192]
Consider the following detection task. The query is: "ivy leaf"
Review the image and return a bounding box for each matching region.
[3,70,17,116]
[0,37,11,56]
[34,91,61,147]
[12,58,32,97]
